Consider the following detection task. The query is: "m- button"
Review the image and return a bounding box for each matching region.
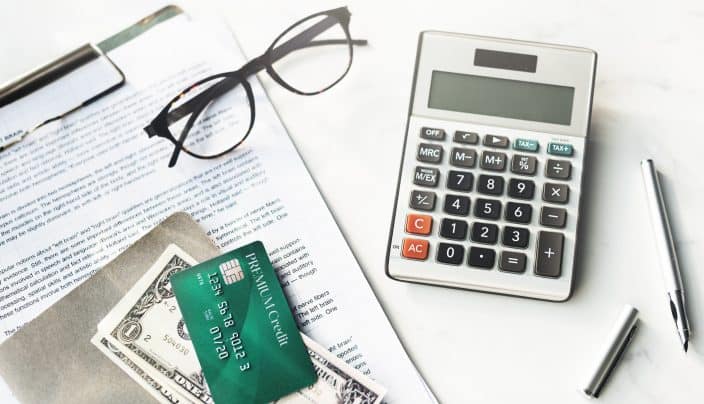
[405,214,432,235]
[402,238,429,260]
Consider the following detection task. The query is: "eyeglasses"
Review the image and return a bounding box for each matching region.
[144,6,367,167]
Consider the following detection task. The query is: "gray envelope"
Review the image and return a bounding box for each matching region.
[0,212,219,404]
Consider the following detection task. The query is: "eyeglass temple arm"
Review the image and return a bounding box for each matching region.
[158,17,367,126]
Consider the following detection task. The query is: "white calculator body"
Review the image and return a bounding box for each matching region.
[386,32,596,301]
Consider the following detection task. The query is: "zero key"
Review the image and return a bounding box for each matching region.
[535,231,564,278]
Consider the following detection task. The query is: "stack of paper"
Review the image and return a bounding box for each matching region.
[0,10,436,404]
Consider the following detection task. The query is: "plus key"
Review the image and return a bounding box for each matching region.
[535,231,564,278]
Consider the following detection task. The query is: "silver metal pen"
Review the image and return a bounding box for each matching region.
[641,159,691,352]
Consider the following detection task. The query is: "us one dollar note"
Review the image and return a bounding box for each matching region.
[275,334,386,404]
[90,334,193,404]
[92,244,386,404]
[94,244,212,404]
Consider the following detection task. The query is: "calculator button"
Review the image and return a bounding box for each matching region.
[546,159,571,180]
[477,175,504,195]
[413,167,439,187]
[447,170,474,192]
[440,218,468,240]
[474,198,502,220]
[500,251,527,273]
[454,131,478,144]
[483,134,509,148]
[402,238,429,260]
[450,147,477,168]
[480,151,507,171]
[510,155,537,175]
[420,127,446,140]
[535,231,564,277]
[505,202,532,223]
[471,222,499,244]
[513,138,539,152]
[540,207,567,228]
[410,190,436,211]
[508,178,535,200]
[437,242,465,265]
[543,183,569,204]
[405,214,432,235]
[443,194,471,216]
[548,142,574,156]
[468,247,496,268]
[502,226,530,248]
[417,143,443,164]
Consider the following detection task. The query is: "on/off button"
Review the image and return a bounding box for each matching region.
[405,214,432,235]
[402,238,429,260]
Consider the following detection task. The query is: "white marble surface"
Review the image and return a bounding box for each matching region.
[1,0,703,402]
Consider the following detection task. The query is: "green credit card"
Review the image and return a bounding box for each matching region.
[171,241,317,404]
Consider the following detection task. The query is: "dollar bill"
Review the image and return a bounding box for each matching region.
[93,244,386,404]
[95,244,212,404]
[275,334,386,404]
[90,334,193,404]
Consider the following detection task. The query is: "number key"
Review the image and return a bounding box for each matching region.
[505,202,532,223]
[447,170,473,192]
[502,226,530,248]
[443,194,471,216]
[477,175,504,195]
[474,198,501,220]
[440,218,468,240]
[471,222,498,244]
[437,242,465,265]
[508,178,535,200]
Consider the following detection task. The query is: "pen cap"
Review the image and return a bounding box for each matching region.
[582,305,639,399]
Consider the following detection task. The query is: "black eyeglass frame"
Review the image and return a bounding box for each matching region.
[144,6,367,167]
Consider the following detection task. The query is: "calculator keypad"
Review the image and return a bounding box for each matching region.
[392,122,582,299]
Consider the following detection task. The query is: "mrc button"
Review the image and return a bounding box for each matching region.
[417,143,443,163]
[420,127,446,140]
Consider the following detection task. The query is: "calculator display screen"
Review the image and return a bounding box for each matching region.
[428,71,574,125]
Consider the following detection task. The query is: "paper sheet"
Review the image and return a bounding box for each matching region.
[0,14,435,404]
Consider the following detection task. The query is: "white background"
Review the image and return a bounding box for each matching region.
[1,1,703,403]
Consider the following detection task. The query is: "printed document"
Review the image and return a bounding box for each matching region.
[0,13,435,404]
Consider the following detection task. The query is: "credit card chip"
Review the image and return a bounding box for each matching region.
[219,258,245,284]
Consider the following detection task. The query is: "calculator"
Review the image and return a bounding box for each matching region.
[386,32,596,301]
